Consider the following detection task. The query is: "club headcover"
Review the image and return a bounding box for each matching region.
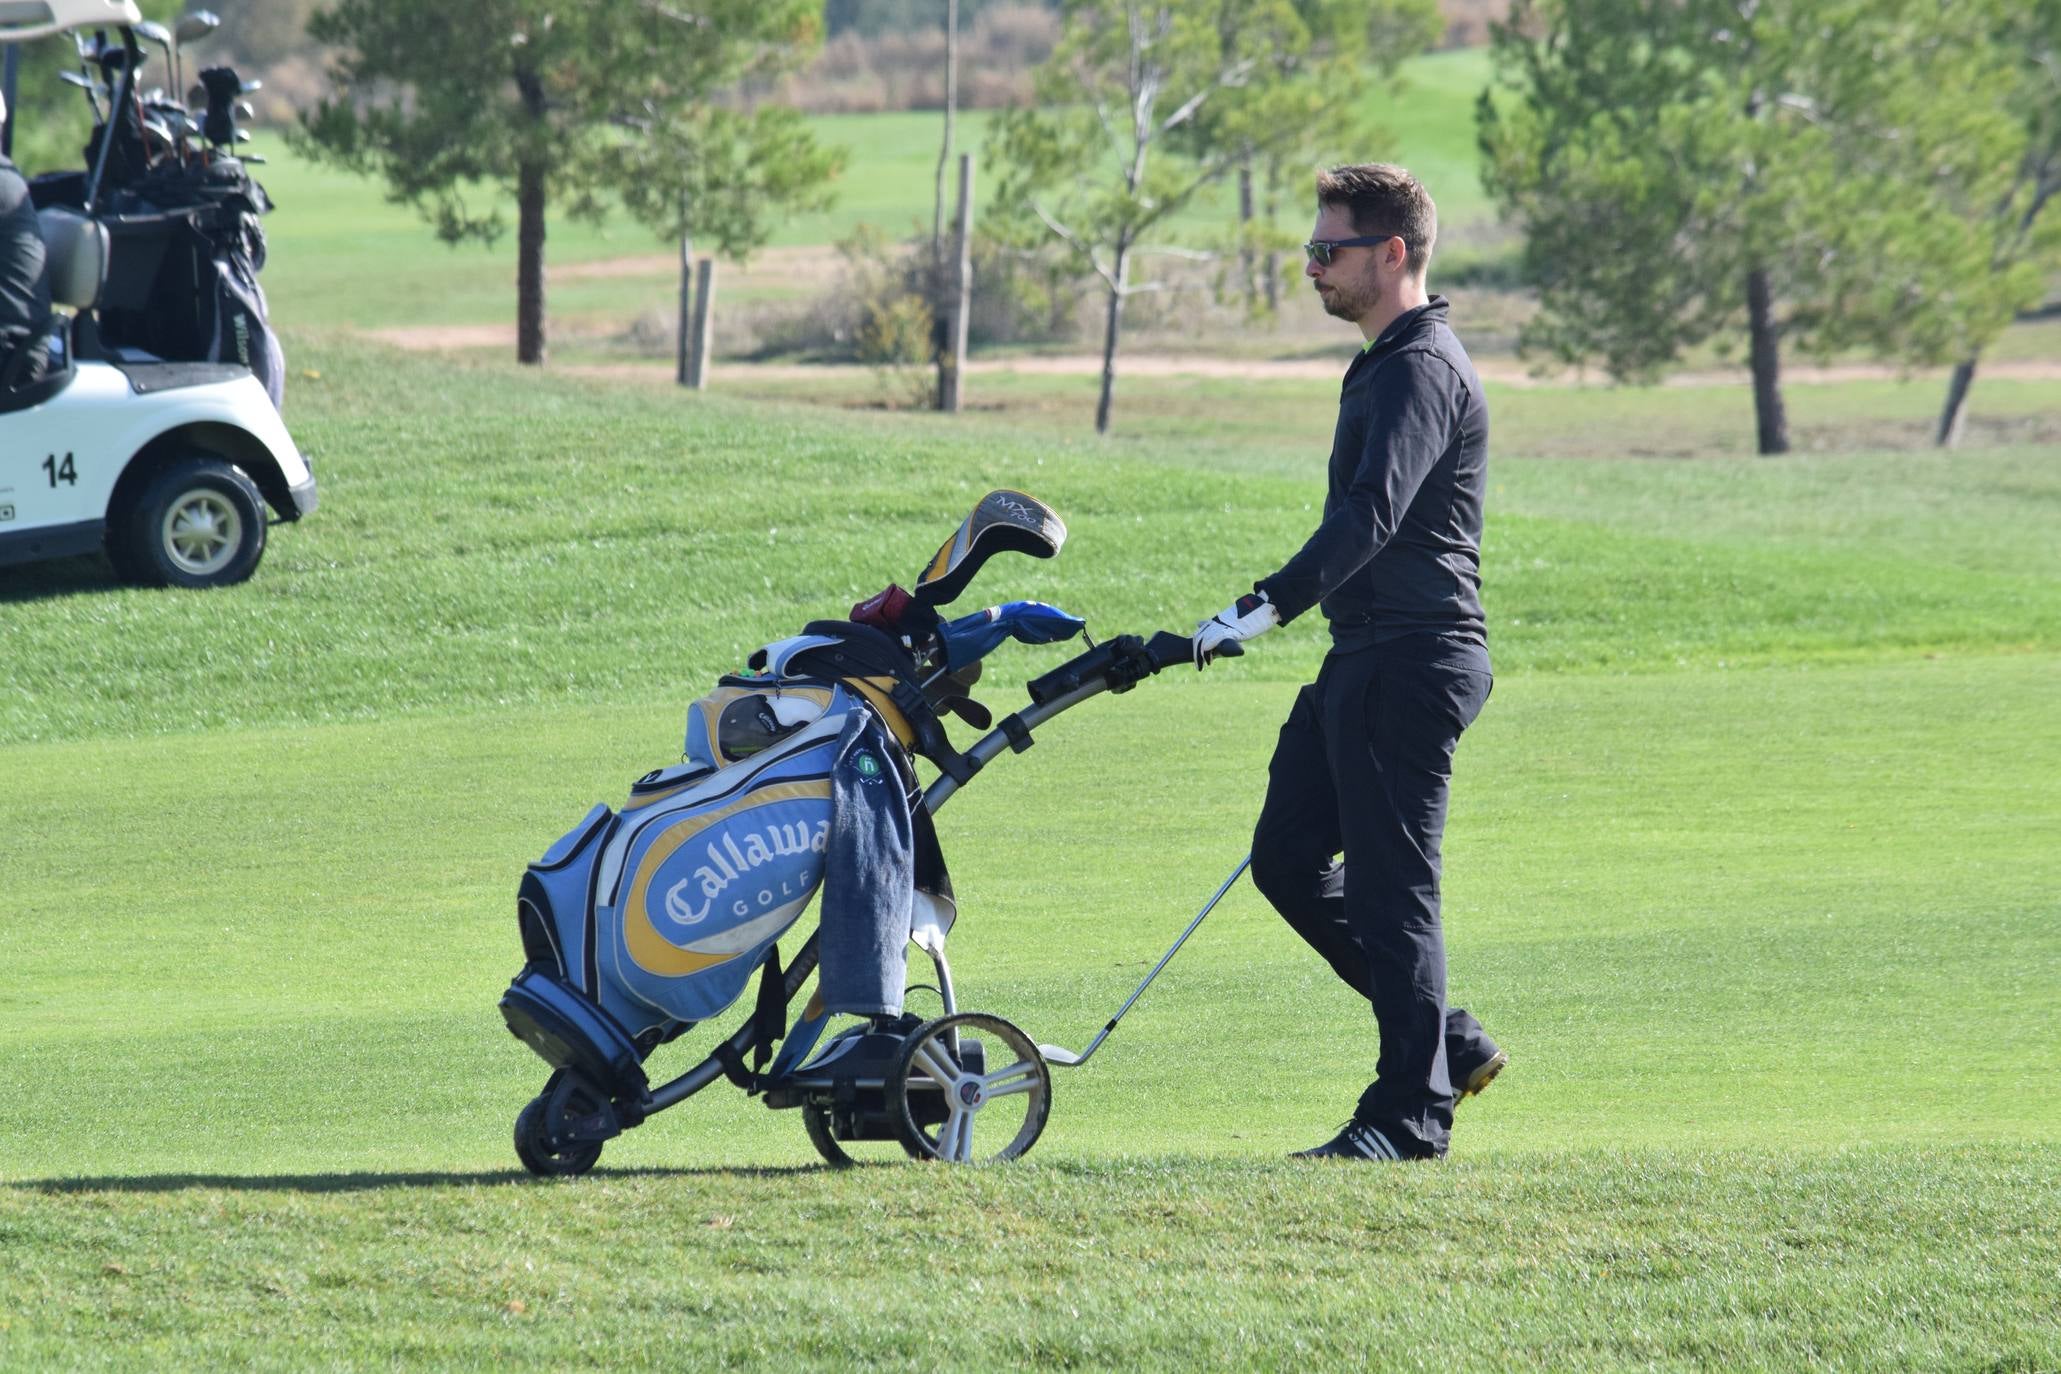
[939,600,1086,669]
[850,583,940,639]
[913,489,1067,607]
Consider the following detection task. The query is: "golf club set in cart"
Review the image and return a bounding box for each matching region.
[0,0,311,587]
[500,491,1246,1171]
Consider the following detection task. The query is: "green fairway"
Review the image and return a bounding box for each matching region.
[251,47,1493,334]
[3,338,2058,1368]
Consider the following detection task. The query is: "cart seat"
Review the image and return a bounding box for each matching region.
[38,207,105,310]
[0,209,101,411]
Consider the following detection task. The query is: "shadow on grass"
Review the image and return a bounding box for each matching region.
[0,552,120,603]
[11,1163,850,1194]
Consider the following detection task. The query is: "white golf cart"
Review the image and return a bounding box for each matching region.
[0,0,312,588]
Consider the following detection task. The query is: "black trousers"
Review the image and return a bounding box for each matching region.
[1251,636,1492,1157]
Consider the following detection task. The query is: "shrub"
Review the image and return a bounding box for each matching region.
[856,293,935,365]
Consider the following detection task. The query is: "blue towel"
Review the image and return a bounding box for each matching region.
[819,711,915,1016]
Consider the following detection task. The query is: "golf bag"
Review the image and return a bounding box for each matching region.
[31,158,283,408]
[503,625,959,1104]
[100,167,282,405]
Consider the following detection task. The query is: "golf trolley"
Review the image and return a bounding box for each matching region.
[499,491,1240,1171]
[0,0,311,587]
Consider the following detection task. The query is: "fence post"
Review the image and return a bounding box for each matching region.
[675,231,692,387]
[941,153,974,413]
[689,257,715,390]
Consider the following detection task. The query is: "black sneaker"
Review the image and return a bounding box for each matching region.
[1454,1046,1509,1103]
[1290,1119,1419,1162]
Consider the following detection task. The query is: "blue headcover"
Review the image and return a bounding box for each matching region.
[939,600,1085,670]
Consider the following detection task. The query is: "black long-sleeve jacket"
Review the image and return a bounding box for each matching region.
[0,159,49,382]
[1255,296,1487,653]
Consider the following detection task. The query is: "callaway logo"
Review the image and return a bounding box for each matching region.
[664,819,830,924]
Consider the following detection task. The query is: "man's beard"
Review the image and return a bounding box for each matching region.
[1317,273,1375,321]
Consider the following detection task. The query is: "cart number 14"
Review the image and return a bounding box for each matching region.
[42,453,76,486]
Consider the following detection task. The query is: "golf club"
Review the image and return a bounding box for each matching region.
[59,67,105,120]
[170,9,219,102]
[134,18,171,76]
[1038,852,1252,1068]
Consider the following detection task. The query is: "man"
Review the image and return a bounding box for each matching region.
[1192,163,1502,1163]
[0,90,51,389]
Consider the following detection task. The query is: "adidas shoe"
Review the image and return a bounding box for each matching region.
[1290,1119,1422,1162]
[1455,1047,1509,1102]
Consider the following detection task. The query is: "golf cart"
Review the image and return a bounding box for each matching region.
[0,0,312,588]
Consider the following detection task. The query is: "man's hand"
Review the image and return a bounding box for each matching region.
[1193,590,1280,669]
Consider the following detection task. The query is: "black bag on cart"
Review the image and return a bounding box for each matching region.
[41,159,285,409]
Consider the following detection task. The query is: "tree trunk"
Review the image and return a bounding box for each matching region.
[1238,161,1256,311]
[929,0,959,408]
[1745,265,1787,455]
[514,68,549,367]
[932,0,958,260]
[1094,242,1130,435]
[1935,356,1978,448]
[516,154,547,365]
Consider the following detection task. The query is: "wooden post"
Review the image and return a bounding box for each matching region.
[675,230,693,387]
[1238,162,1256,311]
[688,257,715,390]
[941,153,974,414]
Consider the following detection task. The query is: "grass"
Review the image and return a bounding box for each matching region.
[4,1154,2055,1369]
[5,349,2059,739]
[2,337,2058,1367]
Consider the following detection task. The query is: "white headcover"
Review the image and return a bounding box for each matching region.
[746,634,843,678]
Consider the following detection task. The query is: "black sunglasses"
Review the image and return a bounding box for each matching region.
[1303,234,1405,266]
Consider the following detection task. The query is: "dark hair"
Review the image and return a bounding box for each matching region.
[1316,163,1437,278]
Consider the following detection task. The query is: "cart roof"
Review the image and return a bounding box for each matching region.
[0,0,142,42]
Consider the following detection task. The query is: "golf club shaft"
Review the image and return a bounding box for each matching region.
[1071,853,1251,1063]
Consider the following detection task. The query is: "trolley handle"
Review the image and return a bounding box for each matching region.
[1023,630,1235,705]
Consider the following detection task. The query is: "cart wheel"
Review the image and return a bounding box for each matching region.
[889,1013,1050,1164]
[802,1102,858,1168]
[114,457,268,589]
[514,1072,607,1177]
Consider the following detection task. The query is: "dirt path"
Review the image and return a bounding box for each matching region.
[543,244,844,285]
[362,300,2061,389]
[461,347,2061,391]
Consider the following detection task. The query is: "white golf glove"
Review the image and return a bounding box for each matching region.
[1193,590,1279,669]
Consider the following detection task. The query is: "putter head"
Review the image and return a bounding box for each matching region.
[1036,1043,1084,1066]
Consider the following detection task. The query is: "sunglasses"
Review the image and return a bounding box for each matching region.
[1303,234,1405,266]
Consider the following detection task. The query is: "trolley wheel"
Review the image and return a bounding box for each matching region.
[889,1013,1050,1164]
[514,1072,608,1177]
[802,1101,858,1169]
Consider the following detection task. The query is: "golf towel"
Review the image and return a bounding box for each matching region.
[819,710,945,1017]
